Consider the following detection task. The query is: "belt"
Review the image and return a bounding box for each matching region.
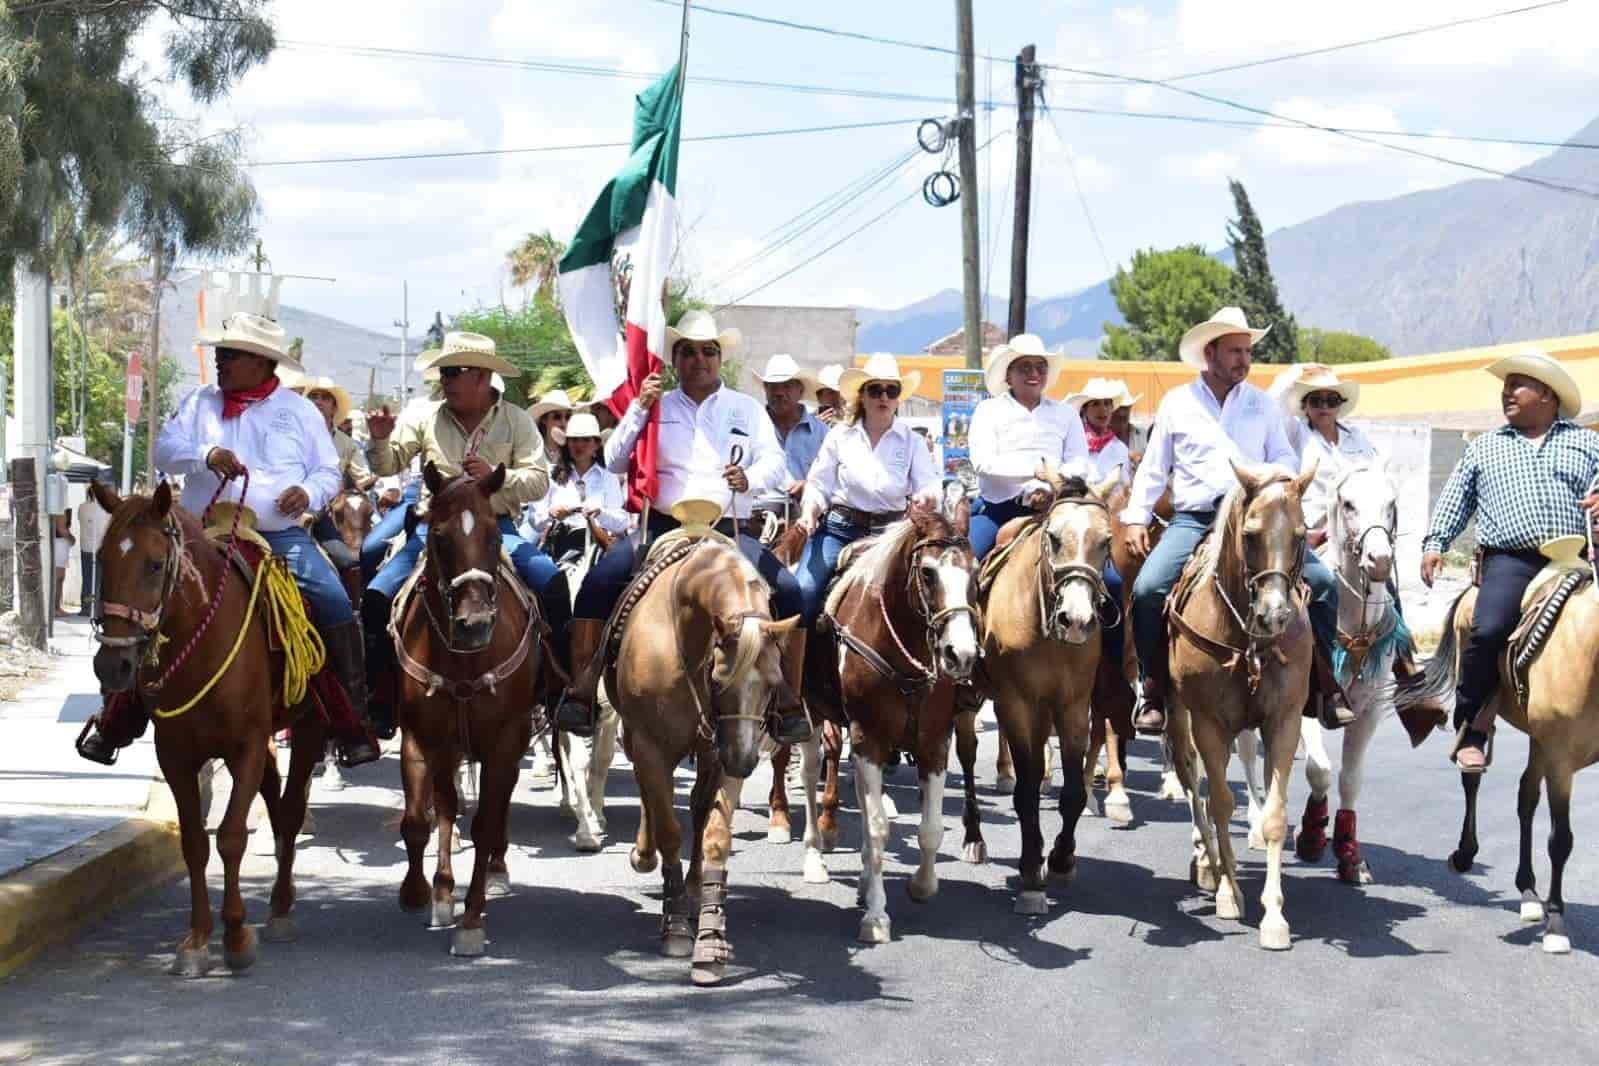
[832,504,906,529]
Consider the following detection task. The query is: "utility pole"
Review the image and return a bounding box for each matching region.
[954,0,982,370]
[395,281,410,403]
[1008,44,1038,338]
[144,246,164,489]
[12,256,52,649]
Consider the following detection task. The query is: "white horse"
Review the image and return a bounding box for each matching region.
[1239,465,1402,884]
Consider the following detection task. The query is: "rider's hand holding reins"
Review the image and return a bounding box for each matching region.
[206,447,247,480]
[462,455,493,480]
[723,464,749,494]
[1123,523,1151,561]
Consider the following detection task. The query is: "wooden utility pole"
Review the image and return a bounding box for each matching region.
[1007,44,1038,338]
[10,460,43,649]
[144,246,163,489]
[954,0,982,370]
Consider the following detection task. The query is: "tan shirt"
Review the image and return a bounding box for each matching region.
[368,400,549,517]
[333,428,375,489]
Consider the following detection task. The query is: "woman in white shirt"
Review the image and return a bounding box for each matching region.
[1269,365,1380,550]
[527,411,628,560]
[1068,377,1135,488]
[794,354,940,624]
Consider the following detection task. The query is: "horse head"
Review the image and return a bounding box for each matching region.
[1330,463,1397,587]
[89,480,181,692]
[709,610,800,778]
[1037,470,1119,645]
[329,483,375,557]
[1227,459,1315,640]
[905,509,979,679]
[422,460,506,651]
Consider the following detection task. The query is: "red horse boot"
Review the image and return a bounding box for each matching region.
[1333,809,1371,884]
[1295,795,1330,863]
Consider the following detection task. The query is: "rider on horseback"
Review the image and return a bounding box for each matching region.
[749,354,826,538]
[362,333,573,735]
[526,410,629,561]
[291,373,374,579]
[554,310,810,743]
[1121,307,1352,736]
[77,312,380,767]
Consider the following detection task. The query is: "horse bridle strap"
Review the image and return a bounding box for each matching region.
[392,591,539,702]
[827,609,932,697]
[1166,603,1287,695]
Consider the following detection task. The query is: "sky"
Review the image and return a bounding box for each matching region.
[139,0,1599,362]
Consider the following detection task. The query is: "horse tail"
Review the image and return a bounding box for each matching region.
[730,614,765,685]
[1394,589,1465,720]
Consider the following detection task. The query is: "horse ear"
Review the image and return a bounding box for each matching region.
[953,494,971,538]
[404,505,420,540]
[1293,459,1318,497]
[423,461,446,496]
[1230,458,1265,495]
[764,616,800,638]
[343,468,357,494]
[152,480,172,518]
[89,480,121,513]
[480,463,507,496]
[1090,473,1120,501]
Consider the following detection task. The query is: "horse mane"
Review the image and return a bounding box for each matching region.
[823,509,957,618]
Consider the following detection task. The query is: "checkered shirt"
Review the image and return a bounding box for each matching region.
[1423,420,1599,554]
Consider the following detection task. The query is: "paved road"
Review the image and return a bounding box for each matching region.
[2,713,1596,1066]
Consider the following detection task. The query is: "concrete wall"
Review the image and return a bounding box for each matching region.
[715,305,857,375]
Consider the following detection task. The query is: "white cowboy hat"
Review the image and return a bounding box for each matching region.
[198,312,302,371]
[1488,348,1582,419]
[1114,382,1141,410]
[983,333,1065,397]
[746,353,819,397]
[293,375,354,424]
[1178,306,1270,369]
[1288,367,1361,419]
[840,353,922,402]
[563,411,603,440]
[528,389,578,424]
[1067,377,1130,409]
[669,480,731,530]
[429,331,520,378]
[665,309,741,356]
[815,363,848,395]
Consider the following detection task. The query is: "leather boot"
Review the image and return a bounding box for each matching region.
[361,590,397,739]
[770,628,812,744]
[554,618,607,738]
[1392,647,1448,747]
[324,621,381,768]
[1308,646,1357,730]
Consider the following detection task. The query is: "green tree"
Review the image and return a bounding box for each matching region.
[1101,245,1235,361]
[1225,178,1297,364]
[1298,327,1391,364]
[506,230,567,305]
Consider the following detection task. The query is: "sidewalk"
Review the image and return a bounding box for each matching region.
[0,615,188,977]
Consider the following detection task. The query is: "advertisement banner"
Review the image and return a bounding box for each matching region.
[941,369,985,492]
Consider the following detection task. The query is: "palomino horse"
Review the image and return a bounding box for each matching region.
[970,471,1119,914]
[392,462,541,957]
[1165,461,1315,950]
[1238,464,1404,884]
[88,480,331,976]
[610,529,799,986]
[1395,546,1599,955]
[799,509,980,943]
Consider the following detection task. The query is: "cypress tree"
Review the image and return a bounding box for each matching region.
[1225,178,1298,364]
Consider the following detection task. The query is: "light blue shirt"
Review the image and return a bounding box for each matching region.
[754,407,827,508]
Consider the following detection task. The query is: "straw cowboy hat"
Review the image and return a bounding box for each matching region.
[665,309,741,355]
[1067,377,1133,410]
[1114,381,1141,409]
[429,331,520,378]
[293,375,354,424]
[1488,348,1582,419]
[1288,366,1361,419]
[840,353,922,402]
[984,333,1065,397]
[198,312,302,372]
[815,364,848,395]
[1178,306,1270,369]
[746,353,818,397]
[528,389,578,424]
[563,411,603,440]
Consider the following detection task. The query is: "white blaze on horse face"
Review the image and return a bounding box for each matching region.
[932,551,978,677]
[460,509,475,537]
[1047,511,1101,642]
[117,537,133,557]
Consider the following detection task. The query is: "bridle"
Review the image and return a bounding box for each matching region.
[1211,477,1307,642]
[667,539,774,745]
[1329,472,1400,672]
[418,504,501,654]
[1036,495,1118,642]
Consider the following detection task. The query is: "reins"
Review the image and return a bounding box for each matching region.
[1033,495,1119,641]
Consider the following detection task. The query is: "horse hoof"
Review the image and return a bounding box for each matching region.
[962,841,987,865]
[880,794,899,819]
[574,832,603,854]
[1048,854,1077,883]
[1215,893,1242,921]
[803,852,830,885]
[1339,860,1374,886]
[661,933,694,959]
[1105,795,1133,826]
[322,765,347,792]
[1014,890,1049,916]
[857,915,892,944]
[1259,916,1292,951]
[1157,773,1185,802]
[1543,933,1572,955]
[630,846,657,874]
[908,875,938,903]
[1295,834,1328,864]
[1247,829,1266,852]
[171,947,212,978]
[691,960,726,987]
[1195,865,1220,894]
[223,926,257,972]
[486,872,512,898]
[262,915,297,943]
[1448,851,1474,874]
[819,829,840,854]
[450,926,486,957]
[767,824,793,845]
[994,775,1016,796]
[1521,898,1547,923]
[429,900,458,929]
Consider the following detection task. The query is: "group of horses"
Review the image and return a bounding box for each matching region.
[84,451,1598,986]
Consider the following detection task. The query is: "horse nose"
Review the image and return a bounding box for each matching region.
[941,643,976,679]
[92,648,135,693]
[1055,609,1096,644]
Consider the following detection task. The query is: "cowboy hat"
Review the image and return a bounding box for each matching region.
[563,411,603,440]
[1178,306,1270,369]
[1488,348,1582,419]
[747,353,819,398]
[528,388,578,424]
[293,375,354,424]
[669,480,731,530]
[1288,367,1361,419]
[1067,377,1131,409]
[198,312,302,371]
[815,363,848,395]
[840,353,922,402]
[429,331,520,378]
[1114,382,1141,410]
[665,309,741,356]
[984,333,1065,397]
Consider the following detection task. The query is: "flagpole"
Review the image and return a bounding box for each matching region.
[675,0,692,98]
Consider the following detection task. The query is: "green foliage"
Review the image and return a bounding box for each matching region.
[1102,245,1235,361]
[1298,327,1391,364]
[506,230,567,305]
[1225,179,1298,365]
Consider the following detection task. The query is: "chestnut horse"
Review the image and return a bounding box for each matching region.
[89,480,330,976]
[327,484,374,610]
[392,462,541,957]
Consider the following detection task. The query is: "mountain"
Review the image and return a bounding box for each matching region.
[856,285,1120,356]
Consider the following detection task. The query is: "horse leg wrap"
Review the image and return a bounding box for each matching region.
[1333,808,1364,882]
[693,867,734,966]
[1296,796,1330,863]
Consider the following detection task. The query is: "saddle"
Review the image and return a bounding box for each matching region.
[602,531,715,660]
[1506,536,1594,712]
[976,515,1044,598]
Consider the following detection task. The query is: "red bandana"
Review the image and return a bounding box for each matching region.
[221,375,279,420]
[1085,425,1118,454]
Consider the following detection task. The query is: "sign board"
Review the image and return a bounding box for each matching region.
[941,369,985,492]
[126,350,143,424]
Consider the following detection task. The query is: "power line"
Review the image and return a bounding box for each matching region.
[645,0,959,59]
[1041,103,1114,279]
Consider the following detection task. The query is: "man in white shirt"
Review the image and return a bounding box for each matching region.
[1122,307,1349,735]
[748,354,826,529]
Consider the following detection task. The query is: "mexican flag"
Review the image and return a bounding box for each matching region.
[558,65,683,512]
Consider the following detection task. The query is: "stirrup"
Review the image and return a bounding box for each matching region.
[771,707,813,745]
[75,718,120,766]
[555,693,597,738]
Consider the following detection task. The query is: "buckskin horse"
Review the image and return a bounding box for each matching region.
[1164,461,1315,950]
[391,462,542,957]
[88,479,338,976]
[799,508,979,943]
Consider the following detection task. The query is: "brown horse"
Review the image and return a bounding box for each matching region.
[88,481,330,976]
[611,531,799,985]
[327,484,374,609]
[800,509,979,943]
[1165,462,1314,950]
[392,462,541,957]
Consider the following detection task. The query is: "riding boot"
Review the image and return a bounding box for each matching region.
[324,620,381,768]
[1307,645,1357,730]
[770,628,812,744]
[554,618,607,738]
[1134,656,1167,735]
[75,690,149,766]
[361,590,398,739]
[1392,645,1448,746]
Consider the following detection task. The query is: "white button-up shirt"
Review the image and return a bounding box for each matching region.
[155,383,341,533]
[526,463,630,538]
[1122,378,1297,526]
[1290,419,1381,531]
[1085,437,1131,487]
[803,419,940,517]
[606,386,785,520]
[967,393,1091,503]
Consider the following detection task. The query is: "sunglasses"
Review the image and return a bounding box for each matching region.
[439,366,476,380]
[1303,392,1344,409]
[1010,360,1050,378]
[863,383,902,400]
[214,349,251,364]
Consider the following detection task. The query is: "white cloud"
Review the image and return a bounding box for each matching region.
[251,118,477,163]
[1160,149,1239,180]
[490,0,664,72]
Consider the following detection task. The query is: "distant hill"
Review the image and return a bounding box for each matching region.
[856,285,1118,356]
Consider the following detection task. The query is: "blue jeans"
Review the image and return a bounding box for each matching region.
[260,526,355,627]
[360,480,420,581]
[796,511,876,625]
[1131,510,1337,685]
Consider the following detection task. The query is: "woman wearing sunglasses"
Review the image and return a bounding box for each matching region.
[794,353,941,624]
[1272,364,1378,552]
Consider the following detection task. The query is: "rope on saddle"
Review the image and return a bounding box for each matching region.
[1511,568,1589,711]
[145,472,250,688]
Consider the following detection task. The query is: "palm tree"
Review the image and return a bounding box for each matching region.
[506,229,567,305]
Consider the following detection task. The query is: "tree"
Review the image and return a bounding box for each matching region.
[1101,245,1235,361]
[1298,327,1391,364]
[1225,178,1297,364]
[506,230,567,305]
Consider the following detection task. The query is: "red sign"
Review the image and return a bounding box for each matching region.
[126,350,143,424]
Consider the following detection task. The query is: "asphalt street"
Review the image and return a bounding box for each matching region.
[2,712,1596,1066]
